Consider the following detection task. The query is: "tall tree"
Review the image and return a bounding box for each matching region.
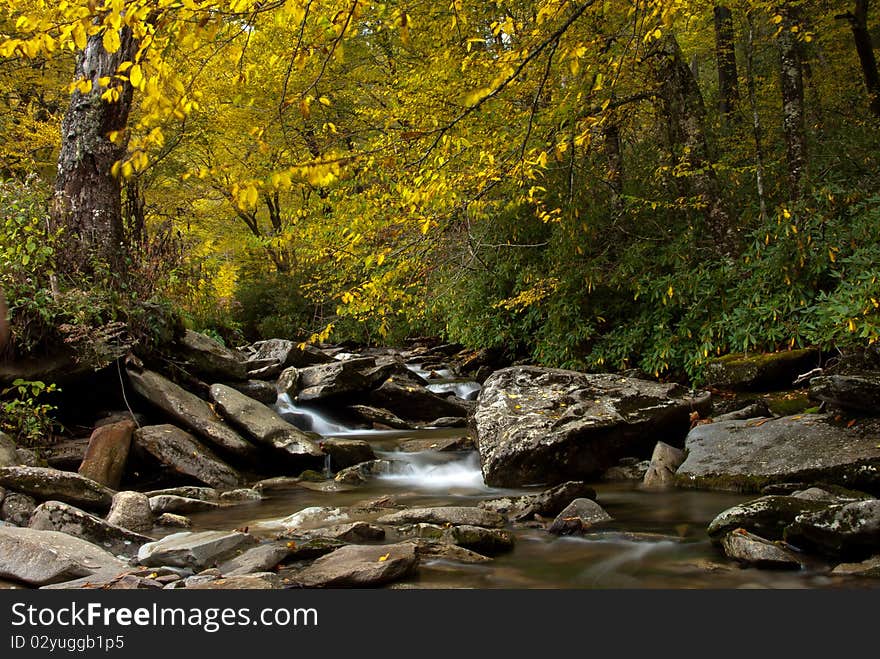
[778,2,807,200]
[837,0,880,117]
[714,5,740,122]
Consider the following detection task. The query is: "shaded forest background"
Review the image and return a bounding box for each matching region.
[1,0,879,386]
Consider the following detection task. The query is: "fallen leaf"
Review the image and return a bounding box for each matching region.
[378,553,390,562]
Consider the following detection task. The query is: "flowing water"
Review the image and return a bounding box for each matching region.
[182,424,879,589]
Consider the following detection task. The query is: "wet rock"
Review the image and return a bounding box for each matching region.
[427,416,469,428]
[149,495,219,515]
[784,499,880,561]
[720,529,803,569]
[809,374,880,414]
[105,491,153,533]
[0,431,18,467]
[137,530,257,569]
[174,330,247,381]
[602,459,651,482]
[831,555,880,577]
[77,420,135,489]
[713,401,772,422]
[252,476,301,492]
[349,405,412,430]
[790,487,870,503]
[246,339,332,378]
[145,486,219,500]
[307,521,386,543]
[252,506,351,534]
[282,537,346,561]
[290,542,419,588]
[0,526,126,586]
[676,414,880,493]
[15,448,41,467]
[399,436,475,452]
[376,506,505,528]
[127,369,259,461]
[547,498,613,535]
[441,525,514,555]
[1,492,36,526]
[707,496,831,541]
[28,501,152,557]
[187,573,281,589]
[209,384,323,461]
[480,481,598,521]
[156,513,192,528]
[293,357,376,401]
[333,459,405,485]
[413,540,492,564]
[218,543,293,576]
[643,442,686,489]
[320,438,376,471]
[0,466,114,510]
[219,488,262,503]
[225,380,278,405]
[475,366,710,487]
[40,438,89,471]
[370,378,470,422]
[704,348,820,391]
[135,424,243,489]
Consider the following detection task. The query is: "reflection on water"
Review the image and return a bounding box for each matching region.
[182,426,880,590]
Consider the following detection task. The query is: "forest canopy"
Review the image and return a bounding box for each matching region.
[1,0,879,382]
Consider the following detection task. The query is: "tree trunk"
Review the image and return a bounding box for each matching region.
[652,33,737,257]
[839,0,880,117]
[714,5,740,122]
[51,28,138,277]
[778,3,807,200]
[0,288,9,356]
[601,121,624,215]
[745,11,769,221]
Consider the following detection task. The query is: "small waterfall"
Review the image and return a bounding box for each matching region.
[375,450,489,492]
[405,363,454,380]
[274,393,351,436]
[323,452,333,478]
[426,380,481,401]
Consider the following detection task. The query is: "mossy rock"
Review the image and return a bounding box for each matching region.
[704,348,820,391]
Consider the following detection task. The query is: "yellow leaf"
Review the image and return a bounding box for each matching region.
[377,553,390,562]
[73,22,87,50]
[318,96,331,107]
[103,28,121,54]
[129,64,143,88]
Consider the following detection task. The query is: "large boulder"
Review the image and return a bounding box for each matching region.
[105,491,153,533]
[369,377,471,422]
[148,495,219,515]
[137,530,257,569]
[784,499,880,561]
[127,369,259,462]
[475,367,710,487]
[28,501,151,557]
[676,414,880,493]
[809,374,880,414]
[0,466,114,510]
[173,330,247,381]
[0,431,18,467]
[547,498,613,535]
[245,339,332,380]
[703,348,821,391]
[224,379,278,405]
[209,384,323,461]
[320,438,376,471]
[375,506,505,528]
[134,424,242,489]
[290,542,418,588]
[707,495,831,542]
[292,357,377,401]
[0,525,126,586]
[77,420,135,489]
[1,492,36,526]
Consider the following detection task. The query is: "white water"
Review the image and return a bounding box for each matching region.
[405,363,454,380]
[375,450,489,492]
[274,393,351,436]
[426,380,482,401]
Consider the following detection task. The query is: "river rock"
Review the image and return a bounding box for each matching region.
[831,555,880,577]
[399,436,475,452]
[307,521,386,542]
[333,459,408,485]
[1,492,36,526]
[218,543,293,576]
[547,498,613,535]
[149,495,219,515]
[290,542,419,588]
[707,496,831,541]
[174,330,247,381]
[370,377,470,422]
[291,357,376,401]
[441,525,514,555]
[145,486,219,500]
[480,481,598,521]
[0,525,126,586]
[0,466,114,510]
[349,405,413,430]
[784,499,880,560]
[809,374,880,414]
[320,438,376,471]
[713,401,772,422]
[413,539,492,564]
[209,384,323,461]
[704,348,821,391]
[135,424,242,489]
[720,529,803,569]
[41,438,88,471]
[247,339,332,376]
[137,530,257,568]
[253,506,351,534]
[220,488,262,503]
[643,442,686,489]
[106,491,153,533]
[675,414,880,492]
[187,573,282,589]
[156,513,192,528]
[225,380,278,405]
[376,506,506,528]
[127,369,259,461]
[77,420,135,489]
[28,501,152,557]
[602,458,651,482]
[475,367,710,487]
[0,431,18,467]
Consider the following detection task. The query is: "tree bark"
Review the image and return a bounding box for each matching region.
[745,11,769,221]
[601,121,624,214]
[778,3,807,200]
[838,0,880,117]
[51,28,138,277]
[714,5,740,121]
[0,288,9,357]
[652,33,737,257]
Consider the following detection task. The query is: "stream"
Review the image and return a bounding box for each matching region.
[181,419,873,589]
